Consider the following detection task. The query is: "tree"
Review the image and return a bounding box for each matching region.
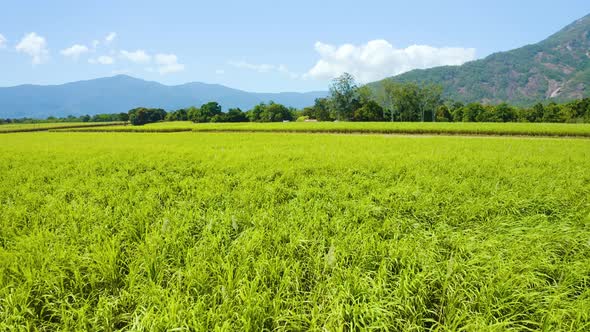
[462,103,485,122]
[129,108,148,125]
[353,100,384,121]
[493,103,517,122]
[527,103,544,122]
[187,102,221,123]
[436,105,452,122]
[128,107,167,125]
[187,107,200,122]
[419,84,443,122]
[166,108,188,121]
[396,83,422,122]
[118,112,130,122]
[329,73,358,121]
[201,102,222,117]
[302,98,333,121]
[378,80,396,122]
[189,102,222,123]
[247,103,266,122]
[542,103,561,122]
[225,108,248,122]
[260,102,292,122]
[246,102,292,122]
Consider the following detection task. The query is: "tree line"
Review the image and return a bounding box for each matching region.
[2,73,589,125]
[130,101,298,125]
[0,113,129,125]
[301,73,590,123]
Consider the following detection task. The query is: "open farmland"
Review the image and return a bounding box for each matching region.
[53,121,590,137]
[0,122,126,133]
[1,132,589,330]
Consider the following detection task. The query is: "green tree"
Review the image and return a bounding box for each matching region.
[395,83,421,122]
[129,108,148,125]
[302,98,333,121]
[329,73,357,121]
[260,102,292,122]
[166,109,188,121]
[462,103,485,122]
[436,105,452,122]
[542,103,562,122]
[225,108,248,122]
[494,103,517,122]
[187,107,200,122]
[247,103,266,122]
[353,100,384,121]
[187,102,222,123]
[420,84,443,122]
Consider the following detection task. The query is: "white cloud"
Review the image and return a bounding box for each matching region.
[89,55,115,65]
[15,32,49,65]
[229,60,299,78]
[60,44,89,60]
[277,64,300,79]
[305,40,476,82]
[120,49,151,63]
[229,60,275,73]
[0,34,6,48]
[215,69,225,75]
[154,53,185,74]
[105,32,117,44]
[92,40,100,49]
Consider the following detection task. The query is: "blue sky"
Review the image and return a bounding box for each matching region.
[0,0,588,92]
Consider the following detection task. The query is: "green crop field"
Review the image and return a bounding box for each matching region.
[52,121,195,133]
[54,121,590,137]
[0,122,125,133]
[1,132,589,331]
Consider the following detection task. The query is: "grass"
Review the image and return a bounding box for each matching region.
[53,121,590,137]
[51,121,194,133]
[0,122,126,133]
[1,132,589,330]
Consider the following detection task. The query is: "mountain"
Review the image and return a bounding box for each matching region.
[0,75,328,118]
[376,13,590,105]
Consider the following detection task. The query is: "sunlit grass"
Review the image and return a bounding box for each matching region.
[1,132,589,330]
[53,121,590,137]
[0,122,125,133]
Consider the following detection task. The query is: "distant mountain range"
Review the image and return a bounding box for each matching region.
[0,76,328,118]
[376,13,590,105]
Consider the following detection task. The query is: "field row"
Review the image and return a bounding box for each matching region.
[0,122,126,133]
[50,121,590,137]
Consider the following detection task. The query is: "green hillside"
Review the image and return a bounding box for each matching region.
[377,14,590,105]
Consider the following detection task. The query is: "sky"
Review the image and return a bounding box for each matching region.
[0,0,589,92]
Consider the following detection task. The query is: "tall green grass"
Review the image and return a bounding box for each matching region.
[1,132,589,330]
[0,122,126,133]
[53,121,590,137]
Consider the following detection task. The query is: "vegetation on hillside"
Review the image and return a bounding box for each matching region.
[374,14,590,105]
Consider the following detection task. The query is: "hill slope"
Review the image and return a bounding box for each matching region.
[377,14,590,105]
[0,76,328,118]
